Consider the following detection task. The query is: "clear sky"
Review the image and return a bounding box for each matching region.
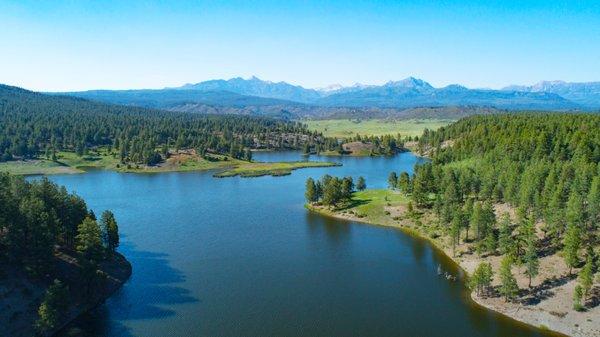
[1,0,599,91]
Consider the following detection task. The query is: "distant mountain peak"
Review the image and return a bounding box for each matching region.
[318,84,344,92]
[384,77,433,89]
[501,80,600,108]
[441,84,468,91]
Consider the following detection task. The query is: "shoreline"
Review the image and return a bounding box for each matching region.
[2,252,132,337]
[0,156,340,178]
[49,252,132,337]
[306,203,596,337]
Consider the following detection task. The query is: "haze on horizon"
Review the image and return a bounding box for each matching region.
[1,0,599,92]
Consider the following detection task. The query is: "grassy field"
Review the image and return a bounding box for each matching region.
[0,149,121,175]
[307,189,409,227]
[305,118,452,138]
[213,161,340,178]
[0,160,81,175]
[0,149,340,178]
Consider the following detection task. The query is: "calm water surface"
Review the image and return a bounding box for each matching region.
[43,152,556,337]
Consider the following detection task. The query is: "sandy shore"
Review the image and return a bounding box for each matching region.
[307,204,599,337]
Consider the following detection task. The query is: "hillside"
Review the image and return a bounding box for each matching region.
[0,84,331,167]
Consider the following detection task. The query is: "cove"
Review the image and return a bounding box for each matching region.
[41,151,558,337]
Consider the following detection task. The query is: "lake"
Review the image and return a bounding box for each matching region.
[45,152,556,337]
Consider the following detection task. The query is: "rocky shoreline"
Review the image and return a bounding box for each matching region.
[307,203,599,337]
[1,252,132,337]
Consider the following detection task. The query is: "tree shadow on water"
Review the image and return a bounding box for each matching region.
[57,241,198,337]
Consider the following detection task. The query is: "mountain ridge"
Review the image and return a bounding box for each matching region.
[55,76,599,111]
[502,80,600,108]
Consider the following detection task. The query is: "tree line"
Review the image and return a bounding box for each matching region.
[394,114,599,308]
[0,85,334,165]
[305,175,366,206]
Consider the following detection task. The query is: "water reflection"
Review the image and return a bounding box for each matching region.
[58,241,198,337]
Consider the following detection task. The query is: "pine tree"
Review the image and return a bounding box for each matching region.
[76,217,104,263]
[578,256,594,302]
[463,198,474,241]
[470,202,484,241]
[563,223,581,275]
[573,285,584,311]
[498,213,513,256]
[499,256,519,301]
[388,172,398,189]
[588,176,600,229]
[305,178,317,203]
[341,177,354,200]
[450,210,463,257]
[524,239,539,287]
[35,280,69,334]
[322,177,341,207]
[470,262,493,297]
[397,172,410,193]
[357,176,366,191]
[100,210,119,255]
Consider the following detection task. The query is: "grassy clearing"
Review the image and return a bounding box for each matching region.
[0,160,81,175]
[307,189,409,227]
[213,161,340,178]
[305,118,452,138]
[0,149,340,178]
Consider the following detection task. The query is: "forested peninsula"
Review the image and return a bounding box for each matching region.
[0,173,130,337]
[0,84,334,176]
[0,85,407,177]
[306,114,600,337]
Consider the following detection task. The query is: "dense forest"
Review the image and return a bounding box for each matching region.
[0,172,122,333]
[399,114,600,306]
[0,85,331,166]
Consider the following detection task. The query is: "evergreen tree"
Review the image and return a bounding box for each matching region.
[100,210,119,255]
[578,256,594,302]
[463,198,474,241]
[315,181,323,200]
[523,239,540,287]
[305,178,317,203]
[341,177,354,200]
[470,202,484,241]
[397,172,411,193]
[76,217,104,263]
[588,176,600,229]
[357,176,366,191]
[35,280,69,334]
[573,285,584,311]
[470,262,493,297]
[450,210,463,257]
[322,177,341,207]
[498,213,514,256]
[499,256,519,301]
[388,172,398,189]
[563,223,581,275]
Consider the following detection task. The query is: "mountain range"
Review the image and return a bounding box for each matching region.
[44,77,600,118]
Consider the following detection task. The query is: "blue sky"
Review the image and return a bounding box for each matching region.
[1,0,599,91]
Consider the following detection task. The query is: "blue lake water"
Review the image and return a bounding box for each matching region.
[44,152,557,337]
